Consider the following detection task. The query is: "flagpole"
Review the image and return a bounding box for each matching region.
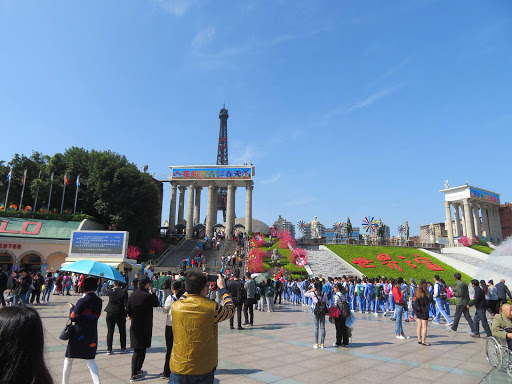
[33,171,41,212]
[60,174,67,214]
[4,169,12,209]
[73,175,80,215]
[48,172,54,211]
[18,169,27,211]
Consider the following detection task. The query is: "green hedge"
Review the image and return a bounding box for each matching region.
[326,245,472,286]
[0,210,94,222]
[470,244,493,255]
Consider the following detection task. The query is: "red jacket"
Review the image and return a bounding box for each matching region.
[392,285,405,305]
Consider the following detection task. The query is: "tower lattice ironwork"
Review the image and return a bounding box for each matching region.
[216,105,229,222]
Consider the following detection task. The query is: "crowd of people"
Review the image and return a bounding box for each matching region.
[1,256,512,384]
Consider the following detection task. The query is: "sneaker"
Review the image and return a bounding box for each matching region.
[159,373,170,380]
[320,344,324,349]
[107,350,113,355]
[470,333,480,338]
[448,328,456,332]
[130,374,144,382]
[373,313,378,317]
[120,348,129,354]
[230,326,235,329]
[391,318,396,321]
[242,323,249,326]
[432,321,440,325]
[333,343,339,347]
[401,334,410,339]
[382,313,387,317]
[404,319,409,322]
[313,344,319,349]
[237,327,244,330]
[396,335,406,340]
[446,322,454,326]
[409,316,414,321]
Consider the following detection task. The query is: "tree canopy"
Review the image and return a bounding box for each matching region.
[0,148,161,243]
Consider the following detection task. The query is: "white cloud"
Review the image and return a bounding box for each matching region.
[230,143,260,165]
[192,27,216,50]
[260,173,281,185]
[346,85,401,113]
[152,0,194,16]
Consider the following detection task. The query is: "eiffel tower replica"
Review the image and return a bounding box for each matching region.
[216,105,229,222]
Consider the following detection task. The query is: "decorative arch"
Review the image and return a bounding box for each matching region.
[0,250,16,266]
[46,252,68,271]
[19,250,44,264]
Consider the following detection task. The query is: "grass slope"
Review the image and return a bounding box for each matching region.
[326,245,472,286]
[470,244,493,255]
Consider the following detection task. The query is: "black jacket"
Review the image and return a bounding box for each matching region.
[126,288,159,349]
[495,282,512,300]
[104,287,128,316]
[14,275,32,295]
[469,286,487,310]
[0,272,7,291]
[228,279,242,306]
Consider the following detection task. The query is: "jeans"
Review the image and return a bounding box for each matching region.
[395,305,404,335]
[243,298,255,325]
[313,314,326,344]
[229,303,243,328]
[13,293,27,305]
[366,298,376,312]
[170,370,214,384]
[157,290,164,307]
[106,312,126,351]
[357,295,364,311]
[163,326,173,377]
[473,308,491,336]
[132,348,146,376]
[265,296,275,312]
[389,293,395,311]
[42,286,52,302]
[451,305,474,332]
[334,316,349,346]
[375,299,386,314]
[434,298,451,323]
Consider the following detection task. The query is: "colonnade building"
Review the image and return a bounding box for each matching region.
[167,165,255,239]
[441,185,503,245]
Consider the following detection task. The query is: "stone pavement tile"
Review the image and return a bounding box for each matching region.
[372,362,410,373]
[456,361,493,374]
[264,363,311,378]
[275,352,311,364]
[223,353,261,365]
[322,362,366,377]
[243,358,286,371]
[437,372,484,384]
[290,357,333,370]
[422,356,467,369]
[287,368,346,384]
[334,369,397,383]
[102,363,133,377]
[399,366,450,381]
[321,352,358,363]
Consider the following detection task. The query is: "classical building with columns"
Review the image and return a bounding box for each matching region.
[167,165,255,239]
[440,185,503,245]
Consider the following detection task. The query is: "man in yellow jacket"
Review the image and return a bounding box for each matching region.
[170,271,234,383]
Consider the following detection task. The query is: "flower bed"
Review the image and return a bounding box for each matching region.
[326,244,472,285]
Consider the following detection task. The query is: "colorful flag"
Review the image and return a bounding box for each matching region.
[76,175,80,188]
[6,169,12,182]
[20,169,27,186]
[64,174,70,185]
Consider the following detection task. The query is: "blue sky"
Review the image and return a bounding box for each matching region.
[1,0,511,236]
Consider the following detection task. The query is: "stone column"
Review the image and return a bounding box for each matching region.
[481,203,490,240]
[494,206,503,242]
[460,208,467,237]
[245,182,253,233]
[444,201,455,246]
[225,184,236,234]
[453,203,462,238]
[205,184,214,238]
[186,185,195,239]
[194,186,202,225]
[177,186,186,225]
[212,186,218,226]
[472,202,482,239]
[168,182,177,231]
[462,198,474,240]
[488,205,496,242]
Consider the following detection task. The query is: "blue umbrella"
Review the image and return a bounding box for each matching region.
[61,260,126,282]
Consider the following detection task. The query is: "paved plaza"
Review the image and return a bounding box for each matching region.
[37,294,509,384]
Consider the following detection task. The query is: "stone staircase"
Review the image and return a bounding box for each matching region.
[305,245,362,278]
[156,239,197,268]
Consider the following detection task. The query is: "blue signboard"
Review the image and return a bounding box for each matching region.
[469,188,500,204]
[171,167,252,180]
[70,231,128,258]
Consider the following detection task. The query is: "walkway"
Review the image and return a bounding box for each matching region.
[34,293,508,383]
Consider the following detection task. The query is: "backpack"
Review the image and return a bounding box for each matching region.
[377,285,385,300]
[265,285,274,297]
[368,284,376,299]
[384,283,390,294]
[314,293,328,318]
[338,296,351,319]
[254,286,261,301]
[237,283,247,303]
[161,277,171,290]
[446,287,454,299]
[437,283,447,300]
[356,284,363,295]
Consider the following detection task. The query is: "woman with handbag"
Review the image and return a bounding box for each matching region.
[304,280,329,349]
[413,281,432,346]
[62,277,103,384]
[332,283,349,347]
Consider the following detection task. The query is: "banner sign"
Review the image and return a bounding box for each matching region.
[70,231,128,259]
[469,188,500,204]
[171,167,252,180]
